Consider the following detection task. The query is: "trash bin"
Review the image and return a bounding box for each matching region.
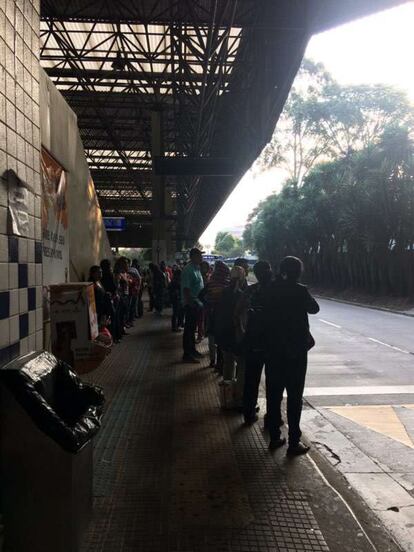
[0,351,105,552]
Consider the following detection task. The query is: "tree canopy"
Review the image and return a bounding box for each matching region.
[246,60,414,296]
[214,231,244,257]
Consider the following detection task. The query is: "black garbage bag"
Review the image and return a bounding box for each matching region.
[0,351,105,453]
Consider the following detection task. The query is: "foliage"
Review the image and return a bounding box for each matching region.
[248,57,414,296]
[257,58,413,186]
[214,231,245,257]
[116,248,151,265]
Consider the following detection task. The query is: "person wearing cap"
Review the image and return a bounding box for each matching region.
[215,265,248,408]
[264,256,319,455]
[181,247,205,362]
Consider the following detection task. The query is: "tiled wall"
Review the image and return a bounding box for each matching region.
[0,0,42,366]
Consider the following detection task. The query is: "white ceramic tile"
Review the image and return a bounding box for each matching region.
[0,234,8,262]
[9,316,19,343]
[28,262,35,286]
[19,337,29,355]
[27,190,34,216]
[28,332,36,351]
[8,263,18,290]
[0,206,7,234]
[35,264,42,286]
[18,237,27,262]
[35,307,42,331]
[0,319,10,348]
[34,217,41,240]
[35,285,42,308]
[27,215,34,239]
[0,262,9,290]
[34,195,41,218]
[27,238,35,262]
[28,310,35,334]
[19,288,28,312]
[35,329,43,350]
[9,289,18,316]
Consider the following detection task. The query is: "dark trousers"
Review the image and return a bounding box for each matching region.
[243,350,266,420]
[266,350,307,445]
[183,304,198,357]
[172,299,184,330]
[128,296,138,323]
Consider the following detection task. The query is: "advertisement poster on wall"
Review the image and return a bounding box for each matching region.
[41,147,70,320]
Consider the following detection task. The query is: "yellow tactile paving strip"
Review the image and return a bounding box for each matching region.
[326,405,414,448]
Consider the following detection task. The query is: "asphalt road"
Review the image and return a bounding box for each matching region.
[306,298,414,401]
[299,298,414,552]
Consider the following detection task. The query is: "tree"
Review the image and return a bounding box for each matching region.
[247,121,414,296]
[257,58,413,186]
[214,231,244,257]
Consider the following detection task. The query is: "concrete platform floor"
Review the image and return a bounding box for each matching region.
[81,312,400,552]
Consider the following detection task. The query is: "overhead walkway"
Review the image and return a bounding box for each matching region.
[80,309,398,552]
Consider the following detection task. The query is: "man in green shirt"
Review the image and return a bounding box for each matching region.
[181,247,204,362]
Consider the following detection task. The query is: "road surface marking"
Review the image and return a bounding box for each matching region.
[326,405,414,448]
[368,337,409,354]
[304,385,414,396]
[318,319,342,329]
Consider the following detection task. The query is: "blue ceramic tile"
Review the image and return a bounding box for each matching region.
[8,236,18,263]
[0,291,10,319]
[19,312,28,338]
[0,342,19,367]
[28,287,36,311]
[18,264,28,288]
[35,241,42,264]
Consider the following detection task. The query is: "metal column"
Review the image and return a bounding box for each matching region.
[151,109,167,264]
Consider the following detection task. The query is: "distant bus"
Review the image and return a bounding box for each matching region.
[202,254,258,267]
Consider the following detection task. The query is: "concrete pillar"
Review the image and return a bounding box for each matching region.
[151,109,167,264]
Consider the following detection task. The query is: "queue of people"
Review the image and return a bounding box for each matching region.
[180,249,320,457]
[87,250,319,457]
[89,256,183,345]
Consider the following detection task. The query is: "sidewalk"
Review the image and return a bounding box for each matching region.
[312,291,414,318]
[80,312,400,552]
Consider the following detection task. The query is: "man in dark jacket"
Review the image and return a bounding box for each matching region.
[265,256,319,455]
[243,261,281,425]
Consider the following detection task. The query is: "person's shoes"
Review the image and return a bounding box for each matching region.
[182,355,200,364]
[268,437,286,450]
[192,350,203,358]
[287,442,310,456]
[244,415,259,425]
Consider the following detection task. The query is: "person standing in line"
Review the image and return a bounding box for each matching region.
[181,248,204,363]
[127,262,141,325]
[169,268,184,332]
[196,260,211,343]
[264,256,319,455]
[113,257,130,338]
[242,261,283,426]
[149,263,166,315]
[131,260,144,318]
[215,265,247,409]
[100,259,122,343]
[200,260,231,369]
[234,258,250,290]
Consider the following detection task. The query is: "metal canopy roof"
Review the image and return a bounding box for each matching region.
[39,0,407,248]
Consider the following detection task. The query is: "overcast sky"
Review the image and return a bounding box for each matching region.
[199,2,414,249]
